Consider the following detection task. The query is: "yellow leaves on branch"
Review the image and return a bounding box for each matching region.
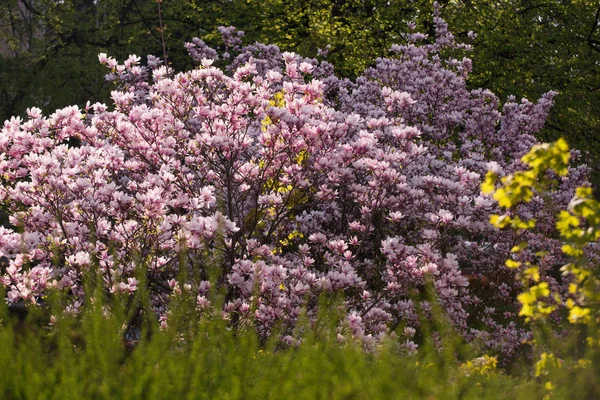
[459,355,498,377]
[481,138,570,208]
[483,137,600,328]
[521,138,570,177]
[517,281,556,321]
[480,171,497,195]
[568,305,591,324]
[489,214,535,230]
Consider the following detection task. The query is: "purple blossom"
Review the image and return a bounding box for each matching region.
[0,4,588,361]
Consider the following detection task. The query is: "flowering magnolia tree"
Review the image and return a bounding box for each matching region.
[0,5,588,359]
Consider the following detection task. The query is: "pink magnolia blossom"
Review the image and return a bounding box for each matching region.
[0,3,587,361]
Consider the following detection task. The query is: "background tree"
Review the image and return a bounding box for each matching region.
[1,0,599,181]
[445,0,600,181]
[0,0,225,122]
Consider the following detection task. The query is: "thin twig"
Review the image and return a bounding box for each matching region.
[156,0,168,67]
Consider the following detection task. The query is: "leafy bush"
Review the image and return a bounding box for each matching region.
[0,288,565,399]
[0,282,598,399]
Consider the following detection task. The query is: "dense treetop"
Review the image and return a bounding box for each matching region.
[0,4,592,363]
[1,1,599,181]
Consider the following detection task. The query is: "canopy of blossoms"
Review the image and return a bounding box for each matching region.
[0,5,587,361]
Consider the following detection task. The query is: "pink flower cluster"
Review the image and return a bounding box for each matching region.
[0,4,587,359]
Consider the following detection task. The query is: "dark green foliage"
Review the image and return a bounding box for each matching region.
[445,0,600,183]
[2,1,599,184]
[0,285,598,399]
[0,0,208,122]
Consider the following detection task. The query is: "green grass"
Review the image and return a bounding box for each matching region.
[0,291,598,399]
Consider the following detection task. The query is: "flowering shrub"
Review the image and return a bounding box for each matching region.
[0,4,587,358]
